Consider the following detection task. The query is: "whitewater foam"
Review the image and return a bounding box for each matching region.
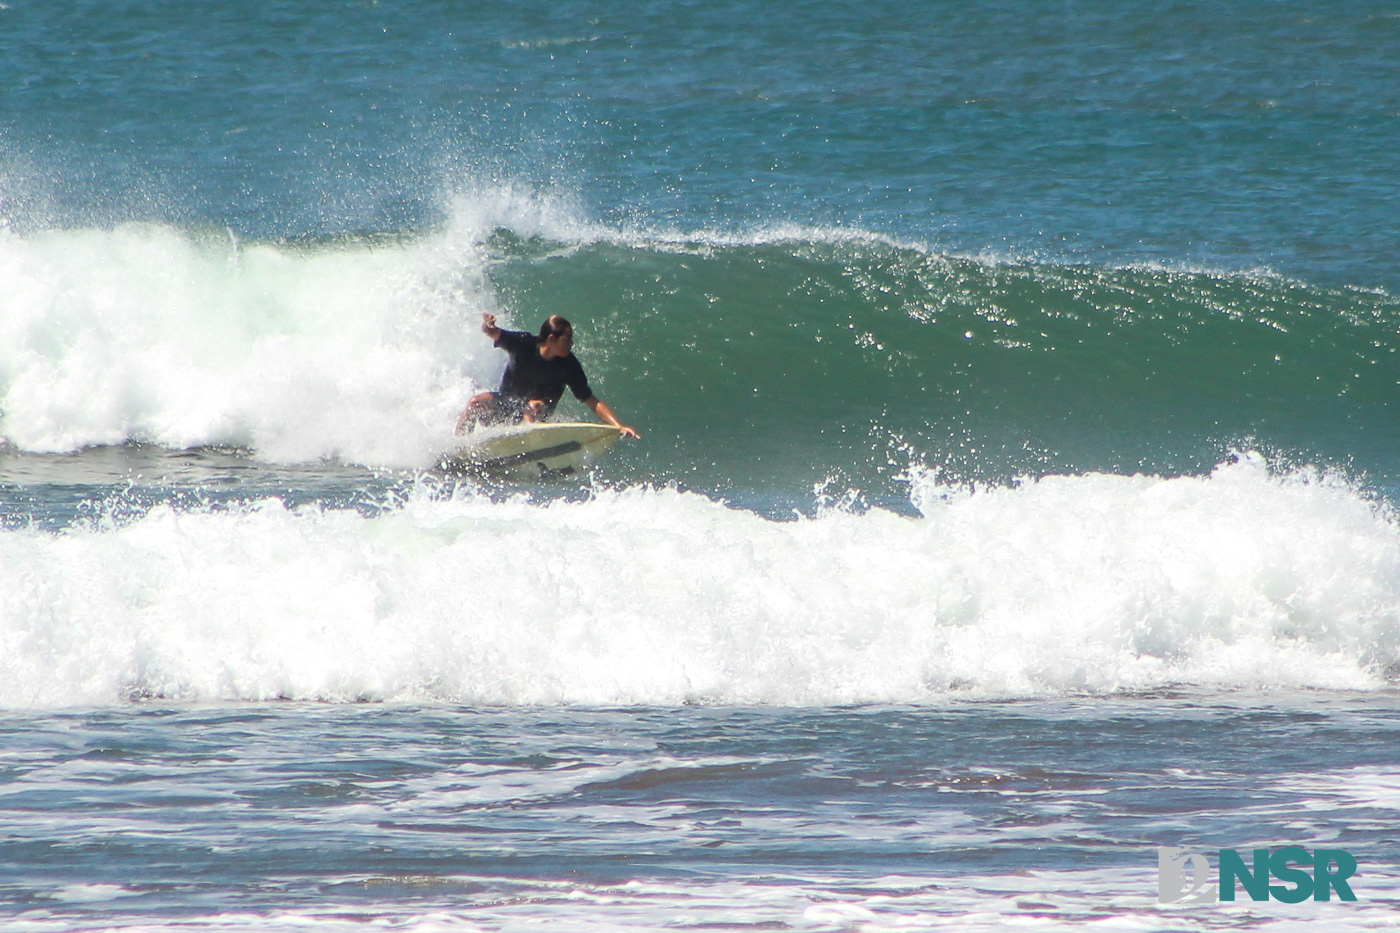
[1,455,1395,709]
[0,187,607,465]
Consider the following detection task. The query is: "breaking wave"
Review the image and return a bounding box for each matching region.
[2,454,1396,708]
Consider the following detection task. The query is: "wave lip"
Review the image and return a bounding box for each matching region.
[0,454,1396,709]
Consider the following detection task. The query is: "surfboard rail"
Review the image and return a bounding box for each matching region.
[441,422,622,480]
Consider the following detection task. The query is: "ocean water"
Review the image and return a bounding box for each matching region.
[2,1,1400,929]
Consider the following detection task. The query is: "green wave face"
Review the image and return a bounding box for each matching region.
[488,234,1400,494]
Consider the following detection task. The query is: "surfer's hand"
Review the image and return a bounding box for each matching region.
[619,425,640,439]
[481,313,497,333]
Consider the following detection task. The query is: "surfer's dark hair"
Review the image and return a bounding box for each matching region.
[539,315,573,341]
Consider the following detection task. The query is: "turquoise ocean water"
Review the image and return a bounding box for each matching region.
[3,1,1400,929]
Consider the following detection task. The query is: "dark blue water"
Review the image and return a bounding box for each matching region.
[4,1,1398,288]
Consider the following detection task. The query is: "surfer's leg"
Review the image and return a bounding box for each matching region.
[520,399,547,423]
[456,392,500,433]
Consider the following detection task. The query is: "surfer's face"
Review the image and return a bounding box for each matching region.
[540,330,573,358]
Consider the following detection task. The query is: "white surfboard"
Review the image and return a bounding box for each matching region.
[441,422,622,480]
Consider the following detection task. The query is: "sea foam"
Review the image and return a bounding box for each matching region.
[0,454,1395,708]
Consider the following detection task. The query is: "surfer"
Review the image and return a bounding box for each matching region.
[456,313,640,438]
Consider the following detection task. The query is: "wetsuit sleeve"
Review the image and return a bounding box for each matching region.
[494,329,531,352]
[567,357,594,401]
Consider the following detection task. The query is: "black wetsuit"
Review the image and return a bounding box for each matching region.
[494,329,594,419]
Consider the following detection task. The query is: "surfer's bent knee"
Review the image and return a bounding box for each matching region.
[457,392,502,433]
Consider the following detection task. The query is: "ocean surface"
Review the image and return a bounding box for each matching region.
[2,1,1400,929]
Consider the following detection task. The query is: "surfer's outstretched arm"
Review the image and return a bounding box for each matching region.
[585,396,640,438]
[481,312,502,341]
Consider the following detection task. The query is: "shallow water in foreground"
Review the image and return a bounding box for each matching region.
[2,697,1398,932]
